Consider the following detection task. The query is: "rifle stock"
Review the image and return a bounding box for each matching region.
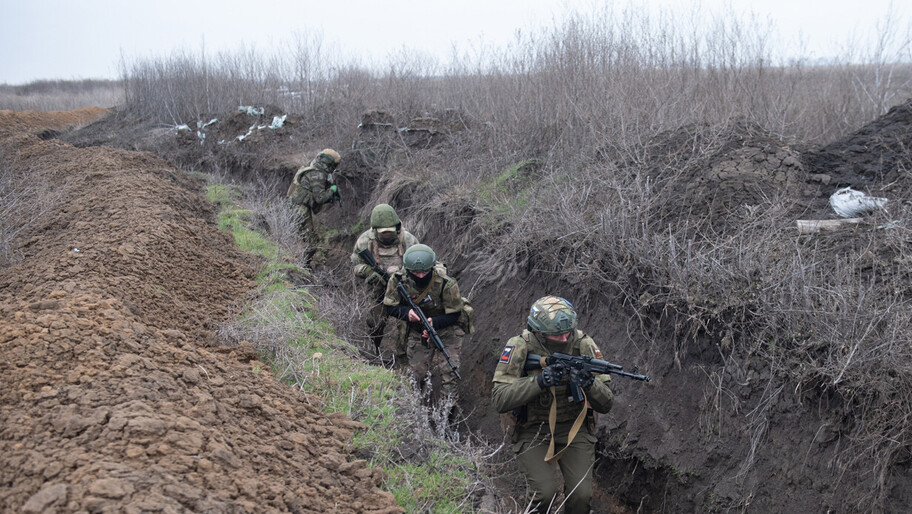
[357,249,391,283]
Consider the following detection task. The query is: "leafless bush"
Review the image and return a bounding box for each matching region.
[308,266,381,357]
[242,174,310,257]
[217,288,320,389]
[122,4,912,151]
[472,137,912,504]
[0,153,66,267]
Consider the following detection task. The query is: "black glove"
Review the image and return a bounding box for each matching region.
[570,367,595,391]
[365,272,383,285]
[536,363,565,389]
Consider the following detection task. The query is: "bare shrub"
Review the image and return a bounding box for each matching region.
[243,174,309,257]
[308,266,381,358]
[469,131,912,505]
[217,288,319,389]
[122,4,912,150]
[0,152,66,267]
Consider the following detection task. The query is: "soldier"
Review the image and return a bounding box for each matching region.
[492,296,614,514]
[350,203,420,358]
[287,148,341,241]
[383,244,466,403]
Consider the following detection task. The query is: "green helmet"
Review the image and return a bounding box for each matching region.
[370,203,401,229]
[526,296,578,335]
[403,244,436,272]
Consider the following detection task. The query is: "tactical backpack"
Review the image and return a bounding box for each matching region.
[459,296,475,334]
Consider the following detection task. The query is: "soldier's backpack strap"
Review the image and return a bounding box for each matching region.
[397,232,407,257]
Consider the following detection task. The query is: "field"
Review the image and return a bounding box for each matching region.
[3,10,912,513]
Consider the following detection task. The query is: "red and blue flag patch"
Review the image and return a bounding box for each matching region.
[500,346,515,364]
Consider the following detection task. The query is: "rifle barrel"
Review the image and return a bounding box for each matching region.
[525,353,650,382]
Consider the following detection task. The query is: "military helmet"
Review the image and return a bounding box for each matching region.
[370,203,401,229]
[526,296,578,335]
[403,244,436,272]
[316,148,341,167]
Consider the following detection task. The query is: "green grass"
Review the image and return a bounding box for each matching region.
[206,183,242,205]
[478,159,540,228]
[208,187,300,285]
[387,450,474,512]
[326,218,367,241]
[204,179,482,512]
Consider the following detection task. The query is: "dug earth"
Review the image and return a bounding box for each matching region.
[0,110,403,513]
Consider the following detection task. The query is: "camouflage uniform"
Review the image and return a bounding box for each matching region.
[287,151,339,242]
[351,227,419,356]
[492,298,613,514]
[383,262,465,401]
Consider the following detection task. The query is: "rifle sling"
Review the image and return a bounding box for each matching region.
[412,278,438,309]
[542,355,589,464]
[404,278,440,340]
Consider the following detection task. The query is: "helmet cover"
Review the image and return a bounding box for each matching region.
[370,203,401,229]
[526,296,578,335]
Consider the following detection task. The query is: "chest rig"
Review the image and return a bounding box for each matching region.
[370,234,407,276]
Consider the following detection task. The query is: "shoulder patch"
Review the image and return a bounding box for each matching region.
[594,348,603,359]
[499,346,515,364]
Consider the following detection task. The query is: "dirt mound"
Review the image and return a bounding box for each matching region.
[0,113,402,512]
[0,107,108,133]
[804,98,912,199]
[638,118,810,228]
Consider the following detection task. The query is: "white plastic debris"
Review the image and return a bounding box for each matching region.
[176,124,191,131]
[236,124,256,141]
[829,187,888,218]
[269,115,286,129]
[238,106,265,116]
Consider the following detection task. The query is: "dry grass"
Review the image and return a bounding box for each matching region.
[0,79,123,110]
[0,151,68,267]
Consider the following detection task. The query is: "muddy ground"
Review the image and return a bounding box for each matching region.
[5,98,912,512]
[0,112,402,513]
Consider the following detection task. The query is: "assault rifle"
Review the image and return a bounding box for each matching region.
[358,250,461,380]
[358,249,391,284]
[525,352,650,403]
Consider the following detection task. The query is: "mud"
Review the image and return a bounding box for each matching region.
[0,112,402,513]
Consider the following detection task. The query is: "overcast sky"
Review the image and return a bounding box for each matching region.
[1,0,910,85]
